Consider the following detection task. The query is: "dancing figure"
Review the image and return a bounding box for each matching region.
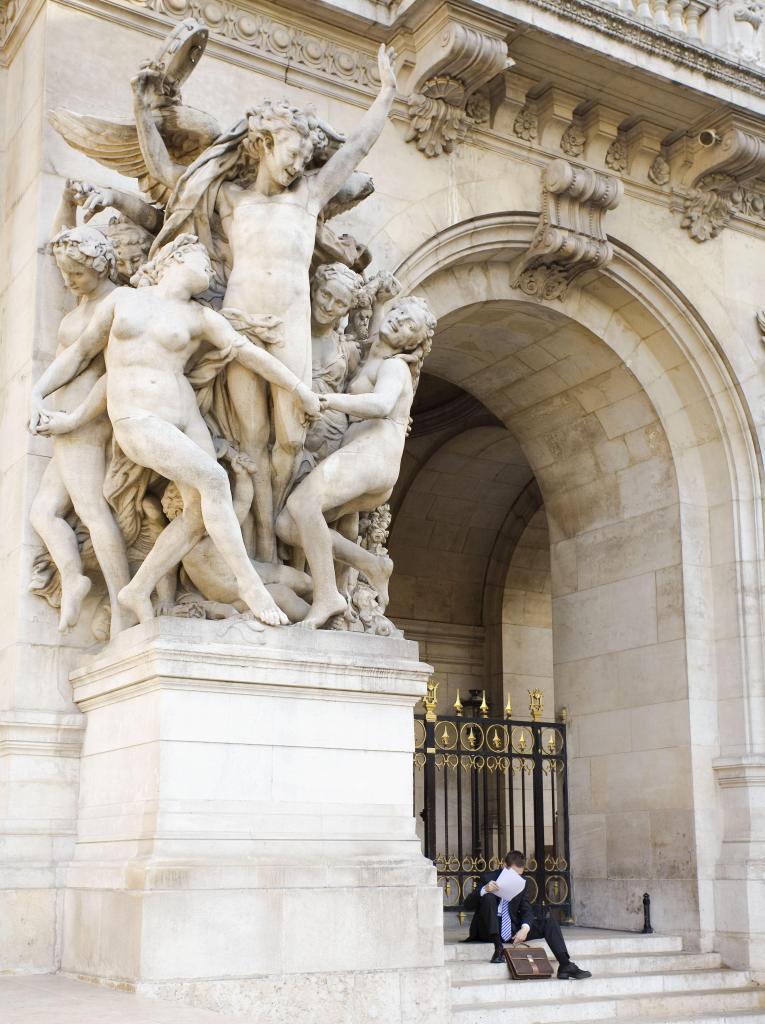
[30,236,319,627]
[29,227,133,636]
[276,296,436,629]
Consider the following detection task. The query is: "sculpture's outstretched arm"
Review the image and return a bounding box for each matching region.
[320,358,405,420]
[132,65,186,190]
[367,272,401,340]
[51,179,80,234]
[29,295,116,432]
[311,45,396,208]
[79,184,163,234]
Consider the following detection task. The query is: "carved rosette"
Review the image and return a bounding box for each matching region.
[560,123,586,158]
[403,17,511,157]
[648,155,671,186]
[510,159,623,300]
[605,138,628,173]
[513,106,538,143]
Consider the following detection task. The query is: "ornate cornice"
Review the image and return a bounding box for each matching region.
[135,0,382,88]
[0,1,21,44]
[514,0,765,98]
[0,0,39,54]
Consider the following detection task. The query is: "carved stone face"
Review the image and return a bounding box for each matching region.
[379,302,428,352]
[158,248,212,296]
[115,243,147,282]
[311,279,356,326]
[55,253,104,297]
[260,128,313,189]
[353,308,372,336]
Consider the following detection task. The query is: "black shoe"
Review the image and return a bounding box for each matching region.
[490,946,505,964]
[558,962,592,980]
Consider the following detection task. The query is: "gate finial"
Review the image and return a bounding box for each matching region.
[423,678,440,722]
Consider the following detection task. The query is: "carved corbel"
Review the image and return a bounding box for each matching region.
[674,110,765,241]
[535,87,582,151]
[399,4,513,157]
[510,159,623,301]
[581,104,628,169]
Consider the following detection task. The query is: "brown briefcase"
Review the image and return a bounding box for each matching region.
[503,943,554,979]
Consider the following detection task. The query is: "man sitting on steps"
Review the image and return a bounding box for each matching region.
[462,850,592,980]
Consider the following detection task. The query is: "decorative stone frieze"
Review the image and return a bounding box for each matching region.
[510,158,623,300]
[0,1,19,44]
[516,0,765,98]
[118,0,383,93]
[0,0,27,49]
[676,111,765,240]
[400,5,512,157]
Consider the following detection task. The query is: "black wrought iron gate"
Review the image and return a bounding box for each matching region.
[413,682,572,921]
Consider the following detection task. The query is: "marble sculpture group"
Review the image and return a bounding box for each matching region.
[28,19,436,638]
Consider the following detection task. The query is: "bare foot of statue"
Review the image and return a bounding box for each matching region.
[365,555,394,611]
[58,573,92,632]
[118,582,155,624]
[296,592,348,630]
[240,581,289,627]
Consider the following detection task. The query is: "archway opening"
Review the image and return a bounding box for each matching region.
[393,293,716,939]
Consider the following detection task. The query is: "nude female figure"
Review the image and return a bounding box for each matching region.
[29,227,133,636]
[138,45,398,558]
[31,235,320,627]
[276,296,436,629]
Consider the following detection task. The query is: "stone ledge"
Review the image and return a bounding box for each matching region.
[70,617,432,708]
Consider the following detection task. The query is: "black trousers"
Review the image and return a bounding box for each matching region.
[474,893,570,965]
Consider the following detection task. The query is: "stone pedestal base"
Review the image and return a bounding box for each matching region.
[60,619,447,1023]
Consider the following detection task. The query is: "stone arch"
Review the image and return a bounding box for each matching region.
[387,213,765,954]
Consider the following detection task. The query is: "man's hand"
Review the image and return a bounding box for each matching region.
[373,270,401,305]
[35,409,78,437]
[512,925,530,945]
[131,63,164,106]
[28,394,45,435]
[377,44,397,93]
[484,881,500,895]
[297,382,321,421]
[228,450,258,477]
[78,185,116,222]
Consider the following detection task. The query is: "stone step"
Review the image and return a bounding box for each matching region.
[576,1012,765,1024]
[451,985,765,1023]
[448,950,724,982]
[451,967,753,1005]
[445,933,685,961]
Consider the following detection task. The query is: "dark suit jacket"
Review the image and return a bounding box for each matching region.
[463,869,536,941]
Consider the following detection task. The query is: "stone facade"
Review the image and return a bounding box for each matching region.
[3,0,765,1015]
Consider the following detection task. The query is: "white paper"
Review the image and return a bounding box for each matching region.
[494,867,526,902]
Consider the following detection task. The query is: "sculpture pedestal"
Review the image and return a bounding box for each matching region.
[61,619,446,1023]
